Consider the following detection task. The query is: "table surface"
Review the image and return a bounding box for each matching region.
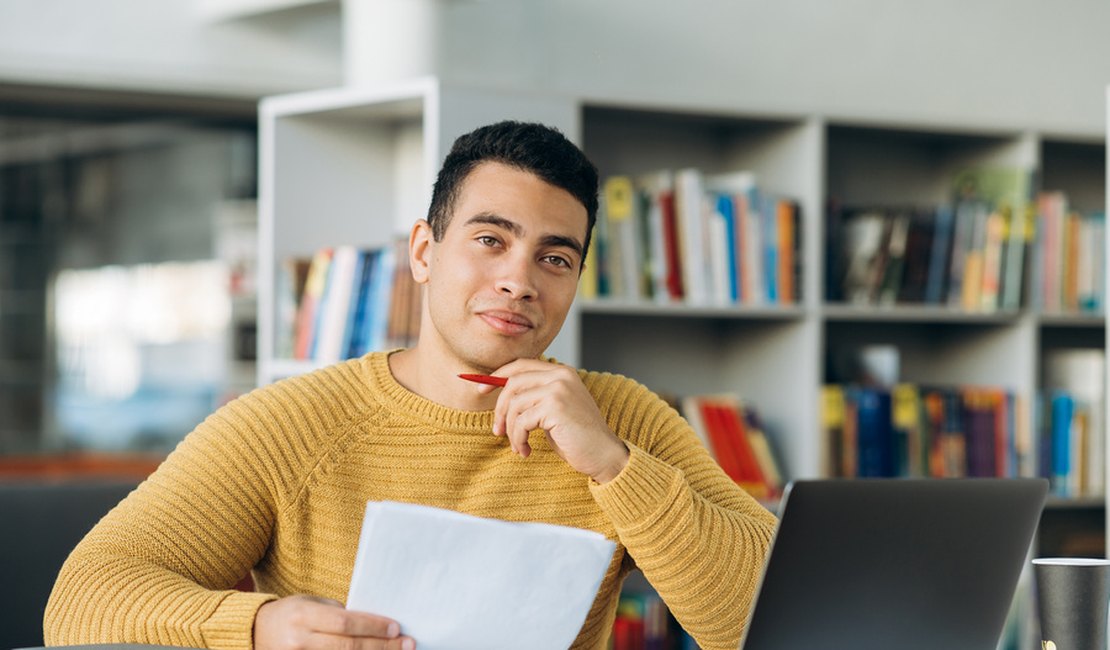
[17,646,202,650]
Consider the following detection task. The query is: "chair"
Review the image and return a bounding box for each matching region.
[0,480,138,649]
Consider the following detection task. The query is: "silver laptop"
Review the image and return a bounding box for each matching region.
[739,478,1048,650]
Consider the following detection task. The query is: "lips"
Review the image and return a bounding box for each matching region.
[478,310,535,335]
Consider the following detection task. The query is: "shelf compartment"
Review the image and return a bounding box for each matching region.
[580,312,820,479]
[826,123,1034,207]
[823,303,1022,324]
[824,319,1035,392]
[578,299,806,320]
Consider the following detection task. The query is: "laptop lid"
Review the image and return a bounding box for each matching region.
[739,478,1048,650]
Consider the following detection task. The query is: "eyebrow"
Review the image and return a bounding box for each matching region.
[464,213,585,260]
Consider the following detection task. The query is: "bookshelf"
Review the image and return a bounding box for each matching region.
[257,77,1107,539]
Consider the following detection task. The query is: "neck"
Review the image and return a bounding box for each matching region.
[388,345,499,412]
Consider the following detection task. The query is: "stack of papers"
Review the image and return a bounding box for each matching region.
[346,501,617,650]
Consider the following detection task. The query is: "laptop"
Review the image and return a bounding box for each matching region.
[739,478,1048,650]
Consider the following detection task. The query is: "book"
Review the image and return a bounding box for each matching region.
[959,202,988,311]
[947,199,978,308]
[601,175,643,300]
[635,171,675,302]
[962,388,998,478]
[276,256,311,359]
[682,394,781,499]
[923,205,954,304]
[821,385,847,478]
[840,210,887,304]
[853,387,894,477]
[896,208,935,304]
[777,200,797,304]
[1000,204,1033,311]
[742,407,784,495]
[978,209,1005,311]
[1050,393,1074,496]
[674,169,709,304]
[892,383,925,477]
[314,245,361,364]
[877,212,909,305]
[578,224,599,300]
[1042,348,1105,497]
[293,247,333,360]
[346,249,379,358]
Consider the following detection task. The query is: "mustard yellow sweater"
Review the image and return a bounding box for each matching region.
[45,351,776,650]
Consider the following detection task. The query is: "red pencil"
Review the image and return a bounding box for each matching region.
[458,373,508,387]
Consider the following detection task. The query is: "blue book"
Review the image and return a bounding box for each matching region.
[716,193,739,303]
[855,387,894,477]
[364,246,396,352]
[345,250,377,358]
[924,204,954,304]
[760,192,778,303]
[1050,392,1074,496]
[339,250,368,359]
[352,250,381,356]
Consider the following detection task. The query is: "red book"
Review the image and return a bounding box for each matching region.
[660,191,684,300]
[698,399,745,483]
[717,399,769,489]
[701,397,768,498]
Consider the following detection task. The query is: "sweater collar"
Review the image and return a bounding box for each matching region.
[366,350,496,431]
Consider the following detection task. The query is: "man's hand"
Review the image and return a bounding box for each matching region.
[254,595,415,650]
[479,359,630,483]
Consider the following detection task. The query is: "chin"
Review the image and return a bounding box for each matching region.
[460,340,544,371]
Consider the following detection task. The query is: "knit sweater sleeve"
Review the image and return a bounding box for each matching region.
[586,374,778,650]
[42,372,336,649]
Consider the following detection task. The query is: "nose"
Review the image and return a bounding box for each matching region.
[494,253,537,301]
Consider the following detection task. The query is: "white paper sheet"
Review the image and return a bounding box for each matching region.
[345,501,617,650]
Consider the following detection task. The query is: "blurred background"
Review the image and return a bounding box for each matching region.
[0,2,1107,647]
[1,0,1105,463]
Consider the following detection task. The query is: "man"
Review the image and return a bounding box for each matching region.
[45,121,776,650]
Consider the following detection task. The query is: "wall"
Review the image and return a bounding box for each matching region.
[348,0,1110,137]
[0,0,1106,133]
[0,0,342,97]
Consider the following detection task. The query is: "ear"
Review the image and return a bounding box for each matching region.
[409,219,433,284]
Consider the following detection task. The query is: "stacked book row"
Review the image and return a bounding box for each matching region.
[613,591,697,650]
[829,200,1032,311]
[275,241,421,363]
[580,170,802,306]
[679,393,783,501]
[821,383,1104,498]
[828,190,1105,313]
[1031,191,1105,313]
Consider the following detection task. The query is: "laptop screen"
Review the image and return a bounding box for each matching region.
[739,478,1047,650]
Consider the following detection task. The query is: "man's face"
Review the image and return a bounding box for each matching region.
[412,161,587,372]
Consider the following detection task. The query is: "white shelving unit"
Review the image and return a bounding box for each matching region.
[257,77,1107,511]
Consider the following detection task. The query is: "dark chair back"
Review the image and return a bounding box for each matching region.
[0,480,137,649]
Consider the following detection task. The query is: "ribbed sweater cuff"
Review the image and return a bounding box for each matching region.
[589,442,684,529]
[200,590,279,650]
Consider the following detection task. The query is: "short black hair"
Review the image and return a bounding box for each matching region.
[426,121,599,265]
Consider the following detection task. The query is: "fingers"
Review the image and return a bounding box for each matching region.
[306,632,415,650]
[500,384,558,457]
[254,595,414,650]
[484,361,588,457]
[309,603,401,638]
